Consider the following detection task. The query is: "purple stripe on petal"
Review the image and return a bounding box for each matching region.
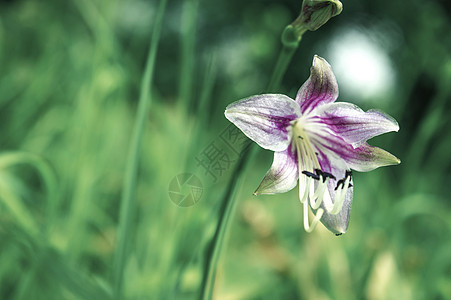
[295,56,339,114]
[225,94,301,152]
[311,132,400,173]
[318,102,399,147]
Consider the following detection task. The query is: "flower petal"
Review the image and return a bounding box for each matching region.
[225,94,301,151]
[317,102,400,147]
[295,55,338,114]
[345,143,401,172]
[307,124,400,172]
[254,146,298,195]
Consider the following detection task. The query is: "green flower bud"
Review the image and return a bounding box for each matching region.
[294,0,343,32]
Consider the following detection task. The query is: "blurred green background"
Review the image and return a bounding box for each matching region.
[0,0,450,299]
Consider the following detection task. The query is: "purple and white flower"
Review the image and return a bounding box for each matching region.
[225,55,400,235]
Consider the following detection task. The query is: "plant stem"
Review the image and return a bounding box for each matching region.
[267,47,297,92]
[200,25,303,300]
[267,25,304,92]
[200,142,254,300]
[112,0,168,298]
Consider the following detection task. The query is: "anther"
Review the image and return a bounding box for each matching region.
[329,173,352,214]
[315,169,336,182]
[335,180,344,190]
[335,170,352,190]
[302,170,320,180]
[298,136,304,139]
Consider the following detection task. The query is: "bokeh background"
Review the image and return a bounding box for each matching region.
[1,0,450,299]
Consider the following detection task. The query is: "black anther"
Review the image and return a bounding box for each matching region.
[314,169,336,182]
[334,170,352,190]
[301,171,320,180]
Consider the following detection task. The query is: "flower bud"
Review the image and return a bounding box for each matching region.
[294,0,343,32]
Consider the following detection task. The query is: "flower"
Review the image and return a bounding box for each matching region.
[224,55,400,235]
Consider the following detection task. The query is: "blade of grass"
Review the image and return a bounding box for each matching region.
[112,0,168,298]
[183,51,218,172]
[179,0,199,111]
[47,248,112,300]
[0,152,57,238]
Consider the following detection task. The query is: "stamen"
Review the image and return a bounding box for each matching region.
[301,169,335,211]
[310,176,329,209]
[334,170,352,190]
[315,169,336,182]
[300,177,311,203]
[303,202,324,233]
[329,171,352,215]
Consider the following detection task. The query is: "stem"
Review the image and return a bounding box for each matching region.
[112,0,168,298]
[200,142,254,300]
[267,46,297,92]
[200,25,303,300]
[267,25,305,92]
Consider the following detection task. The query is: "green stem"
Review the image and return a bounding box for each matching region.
[112,0,168,298]
[200,142,255,300]
[267,47,297,92]
[267,25,304,92]
[200,25,303,300]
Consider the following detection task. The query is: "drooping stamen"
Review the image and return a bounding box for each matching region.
[303,203,324,233]
[329,171,352,215]
[310,174,330,209]
[300,169,334,210]
[300,177,311,204]
[296,143,311,204]
[335,170,352,190]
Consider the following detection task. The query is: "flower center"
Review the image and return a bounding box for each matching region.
[291,117,352,233]
[292,118,321,172]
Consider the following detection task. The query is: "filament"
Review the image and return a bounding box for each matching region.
[303,202,324,232]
